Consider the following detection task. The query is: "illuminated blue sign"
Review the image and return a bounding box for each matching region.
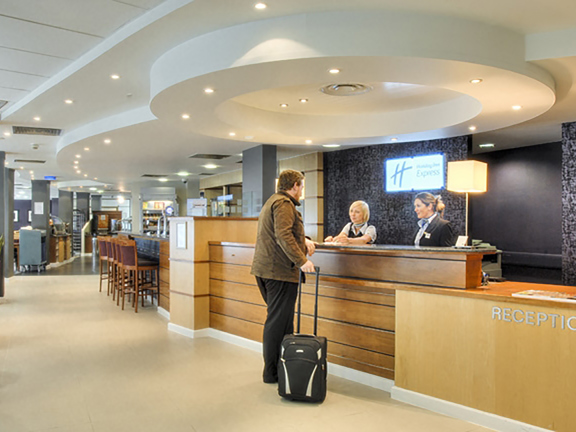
[385,154,445,192]
[44,176,57,180]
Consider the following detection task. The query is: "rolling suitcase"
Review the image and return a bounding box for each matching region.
[278,267,327,402]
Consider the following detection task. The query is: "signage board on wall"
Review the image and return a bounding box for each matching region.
[385,154,445,192]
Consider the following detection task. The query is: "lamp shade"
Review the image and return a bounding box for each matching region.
[447,160,487,193]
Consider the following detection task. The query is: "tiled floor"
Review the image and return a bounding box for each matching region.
[0,263,491,432]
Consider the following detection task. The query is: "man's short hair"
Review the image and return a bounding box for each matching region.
[277,169,305,192]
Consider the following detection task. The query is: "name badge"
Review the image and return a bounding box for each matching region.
[424,232,431,239]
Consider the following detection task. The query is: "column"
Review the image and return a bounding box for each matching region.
[562,121,576,285]
[242,144,277,217]
[31,180,51,264]
[130,185,142,234]
[58,190,73,228]
[91,195,102,211]
[3,167,15,277]
[76,192,90,222]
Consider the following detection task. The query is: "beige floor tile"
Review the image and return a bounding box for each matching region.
[0,266,492,432]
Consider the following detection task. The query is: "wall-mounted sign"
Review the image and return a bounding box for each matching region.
[385,154,445,192]
[44,176,57,180]
[492,306,576,331]
[217,194,233,202]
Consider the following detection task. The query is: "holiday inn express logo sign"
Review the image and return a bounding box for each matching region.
[385,154,445,192]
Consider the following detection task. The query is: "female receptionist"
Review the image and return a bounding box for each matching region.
[413,192,455,247]
[324,200,376,245]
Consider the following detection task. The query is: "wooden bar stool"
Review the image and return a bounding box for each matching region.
[119,240,159,312]
[97,236,110,293]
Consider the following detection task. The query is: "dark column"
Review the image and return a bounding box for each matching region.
[3,167,15,277]
[91,195,101,211]
[562,122,576,285]
[242,145,277,217]
[31,180,51,264]
[58,190,73,229]
[76,192,90,222]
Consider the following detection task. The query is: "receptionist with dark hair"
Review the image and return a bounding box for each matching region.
[413,192,455,247]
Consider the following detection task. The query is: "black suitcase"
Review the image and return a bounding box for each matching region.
[278,267,327,402]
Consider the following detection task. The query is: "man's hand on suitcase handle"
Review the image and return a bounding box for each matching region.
[300,260,315,273]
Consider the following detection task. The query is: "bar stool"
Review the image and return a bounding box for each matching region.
[97,236,110,293]
[119,240,159,312]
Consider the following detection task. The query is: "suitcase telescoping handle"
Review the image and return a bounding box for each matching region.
[296,266,321,336]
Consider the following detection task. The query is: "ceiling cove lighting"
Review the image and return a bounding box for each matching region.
[323,144,341,148]
[255,3,267,9]
[181,113,190,119]
[470,79,483,84]
[329,68,340,74]
[479,143,495,148]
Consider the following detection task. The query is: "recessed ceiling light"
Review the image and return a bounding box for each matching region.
[329,68,340,74]
[75,155,81,158]
[470,79,483,84]
[20,166,24,170]
[391,138,398,142]
[64,99,74,104]
[177,171,189,177]
[74,161,79,164]
[280,103,289,108]
[158,178,168,182]
[79,186,83,189]
[468,126,477,131]
[204,88,214,94]
[512,105,522,110]
[111,74,120,80]
[84,174,88,177]
[3,132,10,136]
[104,139,111,144]
[76,170,81,174]
[300,98,308,103]
[322,144,341,148]
[479,143,495,148]
[33,116,41,121]
[182,113,190,119]
[84,147,90,151]
[305,140,312,144]
[29,170,33,174]
[94,177,98,180]
[229,132,236,136]
[4,161,8,166]
[255,3,267,9]
[98,189,104,193]
[90,187,97,191]
[203,164,218,169]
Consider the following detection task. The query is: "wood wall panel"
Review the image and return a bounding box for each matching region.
[209,244,254,266]
[210,262,254,285]
[210,313,263,342]
[210,296,266,324]
[210,279,264,306]
[328,354,394,380]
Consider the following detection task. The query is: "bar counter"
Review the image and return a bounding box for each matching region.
[207,241,576,431]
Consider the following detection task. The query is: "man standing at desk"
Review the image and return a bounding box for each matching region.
[251,169,316,384]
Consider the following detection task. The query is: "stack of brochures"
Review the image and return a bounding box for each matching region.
[511,290,576,303]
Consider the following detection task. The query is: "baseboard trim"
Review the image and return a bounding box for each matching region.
[167,323,211,339]
[391,387,553,432]
[157,307,170,320]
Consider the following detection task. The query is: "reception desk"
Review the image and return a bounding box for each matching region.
[207,241,575,432]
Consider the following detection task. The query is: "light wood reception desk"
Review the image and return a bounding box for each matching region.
[207,241,575,432]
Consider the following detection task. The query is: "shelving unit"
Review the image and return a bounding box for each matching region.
[72,210,85,255]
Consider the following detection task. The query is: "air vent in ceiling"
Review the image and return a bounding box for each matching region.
[0,100,8,109]
[14,159,46,164]
[141,174,169,178]
[189,154,230,160]
[198,173,215,176]
[13,126,62,136]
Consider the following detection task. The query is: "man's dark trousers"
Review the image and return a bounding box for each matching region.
[255,277,298,382]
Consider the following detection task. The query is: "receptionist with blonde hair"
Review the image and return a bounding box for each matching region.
[324,200,376,245]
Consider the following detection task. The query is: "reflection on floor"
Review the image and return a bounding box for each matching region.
[18,255,100,277]
[0,269,491,432]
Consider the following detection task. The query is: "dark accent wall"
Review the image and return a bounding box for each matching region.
[470,142,562,255]
[324,136,469,244]
[14,200,32,230]
[242,145,277,217]
[562,122,576,285]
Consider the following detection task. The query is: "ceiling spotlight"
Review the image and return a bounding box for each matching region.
[20,166,24,170]
[468,126,477,131]
[280,103,289,108]
[255,3,267,9]
[84,147,90,151]
[104,139,111,144]
[182,113,190,119]
[322,144,341,148]
[29,170,34,174]
[158,178,168,182]
[329,68,340,74]
[204,88,214,94]
[76,170,81,174]
[479,143,495,148]
[177,171,189,177]
[75,154,81,158]
[74,161,79,164]
[90,187,97,191]
[470,79,483,84]
[305,140,312,144]
[229,132,236,136]
[203,164,218,169]
[3,132,10,136]
[94,177,98,180]
[84,174,88,177]
[512,105,522,110]
[111,74,120,80]
[64,99,74,104]
[391,138,398,142]
[299,98,308,103]
[33,116,41,121]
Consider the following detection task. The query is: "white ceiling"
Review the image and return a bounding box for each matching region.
[1,0,576,195]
